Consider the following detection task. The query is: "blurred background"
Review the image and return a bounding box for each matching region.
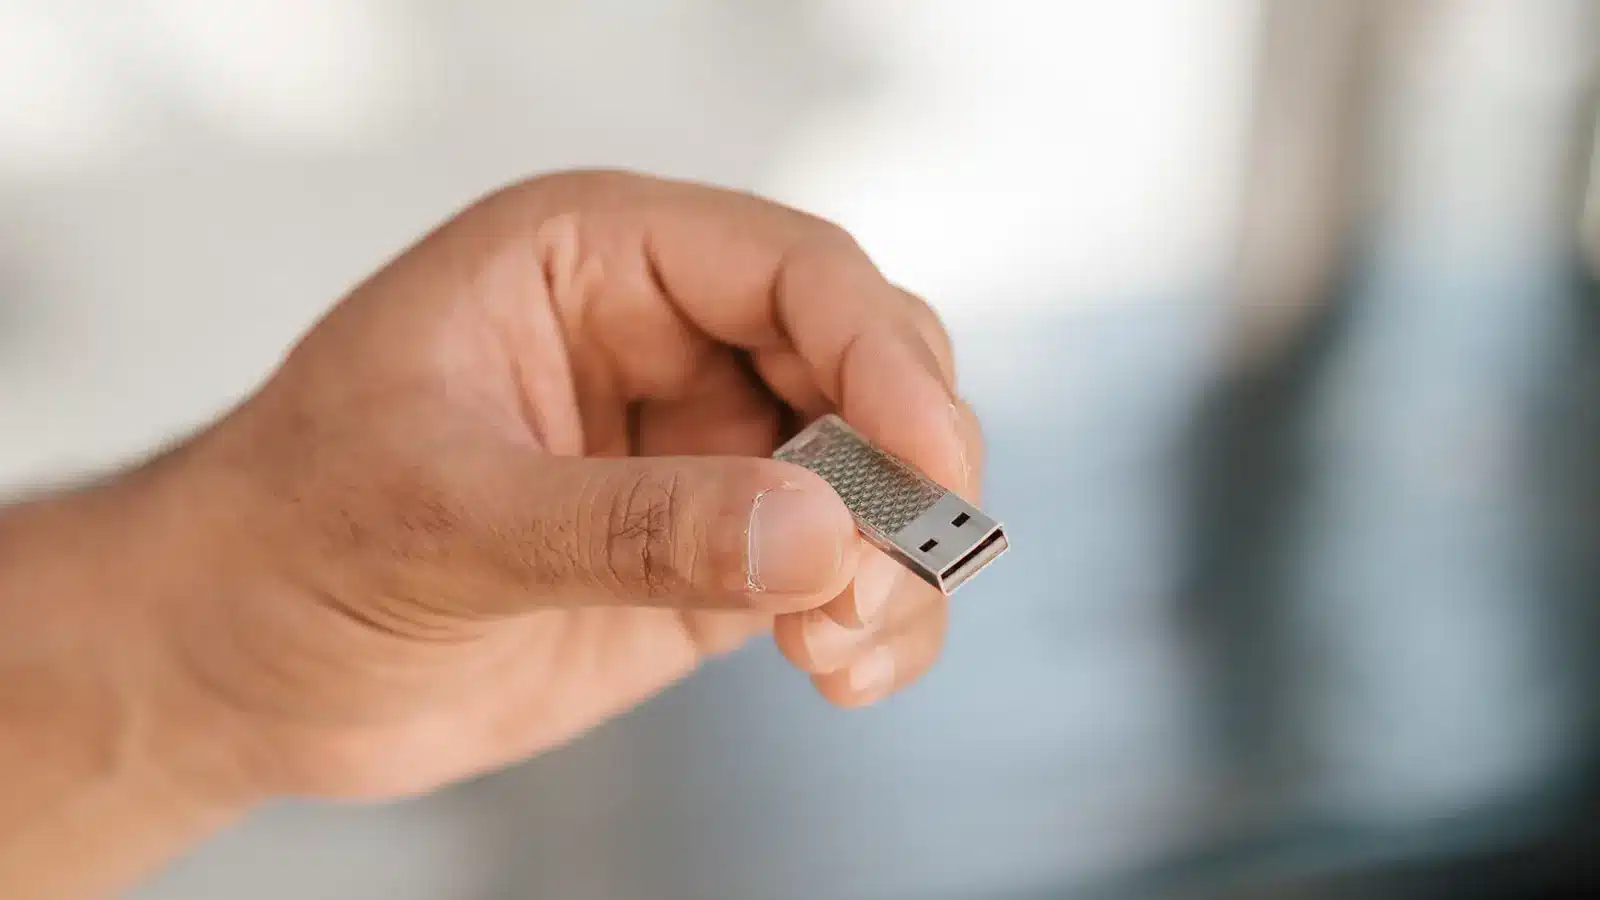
[2,0,1597,897]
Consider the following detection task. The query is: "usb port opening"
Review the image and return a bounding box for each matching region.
[939,528,1008,590]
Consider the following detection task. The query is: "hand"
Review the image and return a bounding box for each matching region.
[82,171,984,805]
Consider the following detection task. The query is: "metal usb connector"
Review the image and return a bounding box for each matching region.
[773,414,1009,594]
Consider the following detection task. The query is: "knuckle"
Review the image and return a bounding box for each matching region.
[595,470,693,600]
[782,207,865,261]
[898,285,938,321]
[807,216,865,257]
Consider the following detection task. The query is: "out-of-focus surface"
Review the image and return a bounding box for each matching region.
[2,1,1596,898]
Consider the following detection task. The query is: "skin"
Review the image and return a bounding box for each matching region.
[0,170,984,898]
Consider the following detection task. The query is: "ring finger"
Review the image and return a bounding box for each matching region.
[773,576,946,676]
[810,596,949,708]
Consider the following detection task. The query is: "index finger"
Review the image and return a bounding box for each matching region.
[605,173,969,493]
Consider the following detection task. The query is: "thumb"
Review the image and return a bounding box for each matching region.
[482,455,860,612]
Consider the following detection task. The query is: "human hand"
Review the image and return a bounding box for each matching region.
[88,171,984,804]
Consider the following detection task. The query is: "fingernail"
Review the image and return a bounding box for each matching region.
[848,645,897,697]
[851,551,899,625]
[747,486,845,595]
[949,402,970,494]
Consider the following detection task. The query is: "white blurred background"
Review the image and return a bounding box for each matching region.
[0,0,1255,480]
[2,2,1597,898]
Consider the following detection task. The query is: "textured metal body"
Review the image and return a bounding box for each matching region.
[774,414,1008,593]
[773,414,943,540]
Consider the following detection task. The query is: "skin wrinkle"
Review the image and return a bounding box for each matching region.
[530,213,598,457]
[751,346,829,422]
[574,467,608,595]
[761,241,799,354]
[897,286,956,389]
[504,313,554,454]
[828,329,868,410]
[635,228,717,401]
[544,497,584,591]
[604,470,640,596]
[638,472,674,597]
[663,470,691,593]
[782,240,856,407]
[601,470,682,601]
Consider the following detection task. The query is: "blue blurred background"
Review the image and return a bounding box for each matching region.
[1,1,1596,897]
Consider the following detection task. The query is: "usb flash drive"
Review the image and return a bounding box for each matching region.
[773,414,1008,594]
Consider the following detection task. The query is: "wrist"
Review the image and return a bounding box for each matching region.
[0,454,265,888]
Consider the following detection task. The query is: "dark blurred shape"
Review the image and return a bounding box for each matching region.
[1181,0,1600,896]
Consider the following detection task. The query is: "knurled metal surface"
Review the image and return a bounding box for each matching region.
[775,417,943,534]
